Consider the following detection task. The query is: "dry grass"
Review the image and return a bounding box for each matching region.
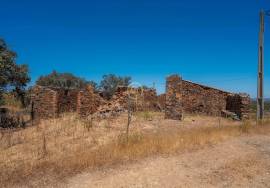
[0,112,269,187]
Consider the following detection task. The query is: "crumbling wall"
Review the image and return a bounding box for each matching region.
[142,88,160,111]
[165,75,183,120]
[57,89,79,114]
[93,86,160,119]
[165,75,251,120]
[226,93,250,119]
[182,80,229,116]
[32,75,250,121]
[239,94,251,119]
[77,86,105,117]
[32,85,104,120]
[31,86,58,119]
[157,94,166,111]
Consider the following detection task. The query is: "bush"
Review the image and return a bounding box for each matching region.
[99,74,131,99]
[36,71,97,90]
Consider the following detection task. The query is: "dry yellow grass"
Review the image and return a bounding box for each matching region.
[0,112,269,187]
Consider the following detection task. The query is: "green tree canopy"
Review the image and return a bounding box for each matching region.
[0,38,30,105]
[36,71,97,90]
[99,74,132,99]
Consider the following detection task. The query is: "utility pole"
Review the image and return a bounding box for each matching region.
[257,10,265,120]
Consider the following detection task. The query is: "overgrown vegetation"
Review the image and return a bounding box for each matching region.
[0,38,30,106]
[35,72,132,99]
[99,74,132,99]
[36,70,97,90]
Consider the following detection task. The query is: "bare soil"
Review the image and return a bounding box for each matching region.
[66,134,270,188]
[2,112,270,188]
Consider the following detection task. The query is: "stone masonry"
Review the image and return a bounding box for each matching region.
[31,85,160,120]
[165,75,250,120]
[31,86,58,119]
[93,86,161,119]
[31,85,103,119]
[226,93,250,120]
[32,75,250,121]
[165,75,183,120]
[181,80,228,116]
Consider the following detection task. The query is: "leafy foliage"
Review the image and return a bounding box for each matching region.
[99,74,132,99]
[0,38,30,106]
[36,71,97,90]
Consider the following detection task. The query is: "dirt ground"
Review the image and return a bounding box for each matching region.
[65,134,270,188]
[2,113,270,188]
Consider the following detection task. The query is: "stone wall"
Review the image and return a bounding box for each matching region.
[182,80,229,116]
[142,88,160,111]
[31,85,103,119]
[57,89,79,114]
[94,86,160,119]
[226,93,250,119]
[77,86,105,117]
[31,85,159,120]
[165,75,250,120]
[157,94,166,111]
[31,86,58,119]
[165,75,183,120]
[32,75,250,121]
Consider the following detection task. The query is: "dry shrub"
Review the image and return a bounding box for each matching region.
[239,120,252,133]
[0,113,270,187]
[135,111,153,121]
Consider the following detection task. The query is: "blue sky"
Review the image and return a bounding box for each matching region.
[1,0,270,96]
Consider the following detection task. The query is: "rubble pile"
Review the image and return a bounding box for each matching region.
[93,87,160,119]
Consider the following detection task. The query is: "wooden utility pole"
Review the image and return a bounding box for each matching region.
[257,10,265,120]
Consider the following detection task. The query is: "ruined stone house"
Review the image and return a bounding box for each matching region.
[31,85,105,119]
[31,85,160,120]
[31,75,250,121]
[165,75,250,120]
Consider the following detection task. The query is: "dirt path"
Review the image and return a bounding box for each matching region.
[65,134,270,188]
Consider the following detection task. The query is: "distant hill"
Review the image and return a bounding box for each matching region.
[251,98,270,102]
[250,98,270,112]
